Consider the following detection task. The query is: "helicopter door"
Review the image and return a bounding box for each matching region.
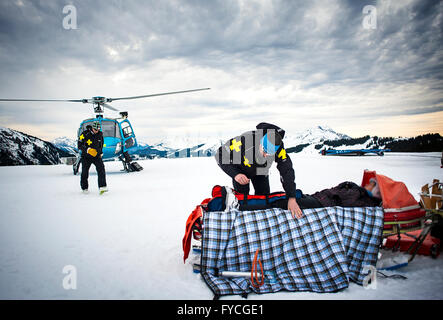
[120,120,137,152]
[100,120,122,159]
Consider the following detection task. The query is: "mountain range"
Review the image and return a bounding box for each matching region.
[0,127,63,166]
[0,125,442,166]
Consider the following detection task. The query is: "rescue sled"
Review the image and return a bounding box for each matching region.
[362,171,441,262]
[182,173,441,296]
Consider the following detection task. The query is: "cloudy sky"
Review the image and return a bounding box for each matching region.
[0,0,442,143]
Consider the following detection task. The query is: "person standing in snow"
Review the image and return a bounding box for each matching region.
[215,122,303,219]
[77,121,108,194]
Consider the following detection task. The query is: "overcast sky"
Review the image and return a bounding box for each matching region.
[0,0,442,143]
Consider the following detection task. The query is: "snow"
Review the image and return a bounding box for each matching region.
[0,152,442,300]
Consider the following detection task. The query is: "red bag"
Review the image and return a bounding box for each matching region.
[384,229,440,258]
[182,198,210,263]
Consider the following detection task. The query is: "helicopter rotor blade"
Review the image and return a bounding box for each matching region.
[0,99,85,102]
[103,103,120,112]
[108,88,210,102]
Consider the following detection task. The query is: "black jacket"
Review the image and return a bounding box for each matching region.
[215,123,297,197]
[77,129,104,158]
[311,182,382,207]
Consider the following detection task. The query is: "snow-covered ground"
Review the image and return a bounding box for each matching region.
[0,152,442,300]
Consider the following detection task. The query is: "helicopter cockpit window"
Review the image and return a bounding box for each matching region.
[101,121,120,138]
[121,122,133,138]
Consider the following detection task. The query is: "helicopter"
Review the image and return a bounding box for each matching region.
[0,88,210,173]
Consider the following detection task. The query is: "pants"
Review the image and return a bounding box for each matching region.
[80,156,107,190]
[297,194,323,209]
[233,174,270,195]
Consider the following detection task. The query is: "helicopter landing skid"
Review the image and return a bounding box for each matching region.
[119,155,143,173]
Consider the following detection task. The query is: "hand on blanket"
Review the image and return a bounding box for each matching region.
[234,173,250,185]
[288,197,303,219]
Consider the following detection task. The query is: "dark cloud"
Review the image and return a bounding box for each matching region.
[1,0,441,80]
[0,0,441,139]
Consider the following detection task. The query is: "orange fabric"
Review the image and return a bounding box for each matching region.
[182,198,211,263]
[362,170,419,209]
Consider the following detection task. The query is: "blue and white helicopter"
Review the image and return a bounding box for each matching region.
[0,88,210,173]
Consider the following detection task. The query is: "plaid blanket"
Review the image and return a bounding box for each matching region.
[200,206,384,297]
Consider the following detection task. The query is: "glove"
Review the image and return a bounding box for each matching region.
[87,148,97,157]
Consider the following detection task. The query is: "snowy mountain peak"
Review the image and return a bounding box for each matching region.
[52,136,77,147]
[306,125,348,138]
[51,136,78,156]
[316,125,331,131]
[284,126,351,148]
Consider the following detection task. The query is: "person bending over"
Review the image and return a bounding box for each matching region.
[215,122,302,219]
